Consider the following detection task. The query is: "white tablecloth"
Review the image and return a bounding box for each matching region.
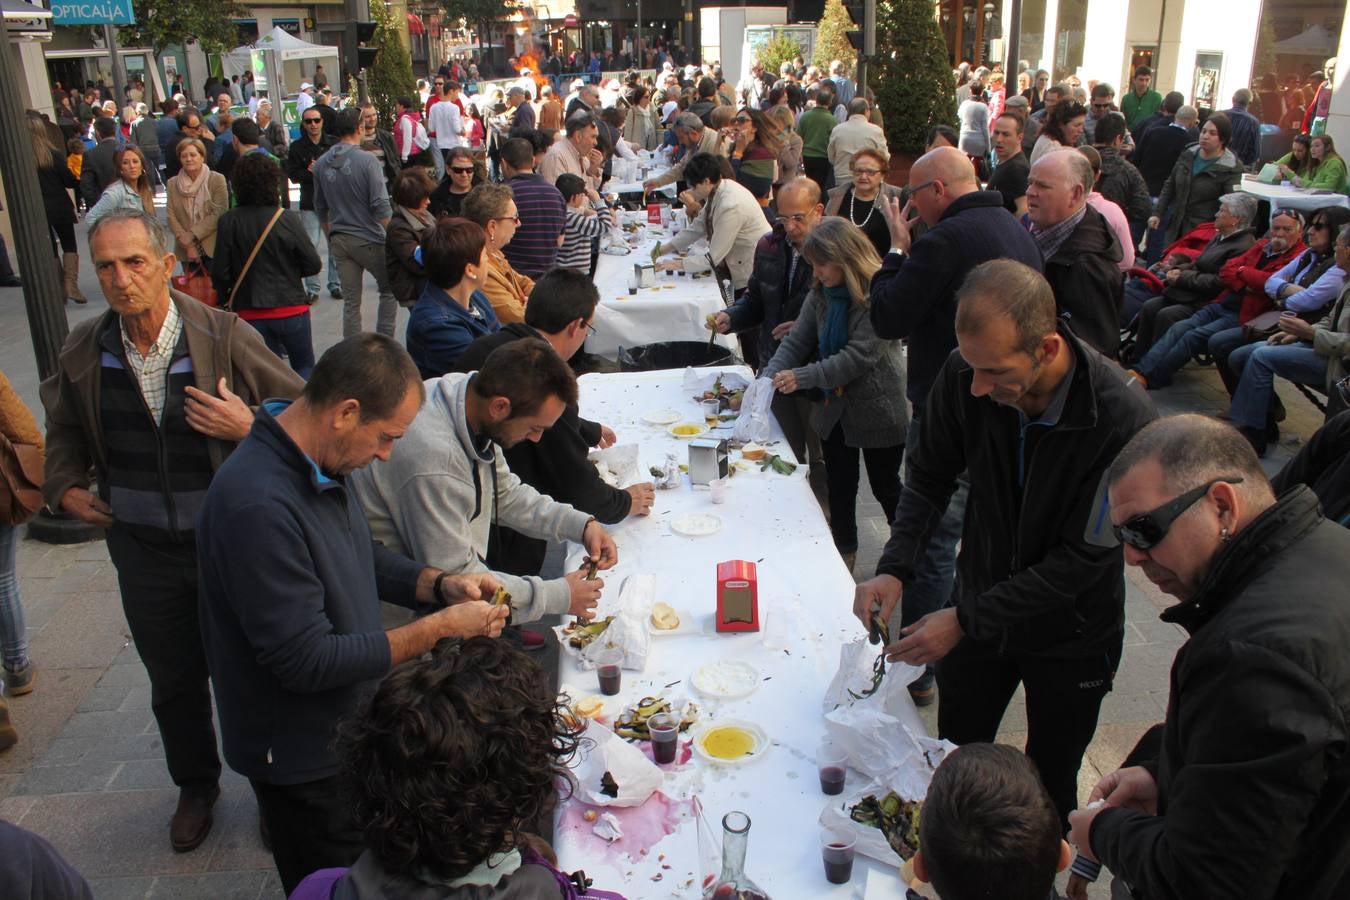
[553,368,923,898]
[1239,175,1350,215]
[586,218,738,359]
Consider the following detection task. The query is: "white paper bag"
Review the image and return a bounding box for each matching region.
[576,573,653,672]
[733,377,775,444]
[588,444,641,489]
[572,719,663,808]
[822,638,927,780]
[680,368,749,398]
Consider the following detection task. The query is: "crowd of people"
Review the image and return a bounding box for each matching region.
[0,45,1348,900]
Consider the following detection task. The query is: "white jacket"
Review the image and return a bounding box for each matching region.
[827,114,888,183]
[349,373,592,623]
[667,178,771,290]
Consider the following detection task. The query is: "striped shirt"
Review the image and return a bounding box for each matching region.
[503,173,567,278]
[118,300,183,422]
[558,207,609,272]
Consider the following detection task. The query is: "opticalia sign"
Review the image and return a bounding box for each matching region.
[51,0,134,26]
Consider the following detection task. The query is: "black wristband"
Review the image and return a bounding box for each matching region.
[432,571,450,606]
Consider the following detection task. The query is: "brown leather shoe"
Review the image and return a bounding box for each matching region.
[0,697,17,752]
[170,784,221,852]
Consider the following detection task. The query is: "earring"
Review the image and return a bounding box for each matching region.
[1219,527,1230,543]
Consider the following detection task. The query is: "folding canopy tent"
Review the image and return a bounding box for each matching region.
[1272,24,1337,58]
[223,26,339,103]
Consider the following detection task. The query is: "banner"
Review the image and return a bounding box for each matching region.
[50,0,133,25]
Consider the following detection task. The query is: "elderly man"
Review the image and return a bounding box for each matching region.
[42,209,303,853]
[500,137,566,278]
[829,59,856,106]
[540,111,604,204]
[857,259,1155,829]
[1223,88,1263,169]
[197,334,508,894]
[1069,415,1350,900]
[827,98,887,186]
[565,82,600,119]
[871,146,1042,703]
[661,152,771,292]
[643,112,726,192]
[1025,149,1124,356]
[206,92,233,136]
[315,107,398,338]
[351,338,619,630]
[506,85,536,136]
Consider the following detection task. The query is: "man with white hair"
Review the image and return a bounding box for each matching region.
[1025,149,1124,356]
[829,59,856,106]
[642,113,726,191]
[827,98,886,185]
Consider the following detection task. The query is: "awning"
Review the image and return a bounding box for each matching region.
[407,12,425,36]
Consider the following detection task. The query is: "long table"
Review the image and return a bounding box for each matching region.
[553,367,922,898]
[1239,175,1350,215]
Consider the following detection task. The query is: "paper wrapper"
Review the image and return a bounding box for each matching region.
[572,718,663,808]
[556,573,653,672]
[822,637,927,780]
[588,444,642,489]
[818,728,956,867]
[680,368,749,398]
[732,377,775,444]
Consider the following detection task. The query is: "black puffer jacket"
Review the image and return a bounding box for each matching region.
[1091,487,1350,900]
[726,222,814,363]
[877,325,1156,659]
[1272,410,1350,525]
[1096,148,1152,224]
[1042,205,1125,357]
[1162,226,1256,307]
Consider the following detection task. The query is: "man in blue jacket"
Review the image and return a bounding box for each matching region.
[196,334,509,895]
[869,146,1043,705]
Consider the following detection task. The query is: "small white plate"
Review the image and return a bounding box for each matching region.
[690,659,760,699]
[671,513,721,537]
[667,422,706,439]
[690,719,769,766]
[642,408,682,426]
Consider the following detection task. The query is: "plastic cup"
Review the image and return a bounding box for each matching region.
[701,398,721,426]
[821,827,856,884]
[595,648,623,696]
[648,712,679,764]
[817,743,848,796]
[709,477,727,504]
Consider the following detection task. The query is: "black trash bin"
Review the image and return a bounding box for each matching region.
[618,340,740,372]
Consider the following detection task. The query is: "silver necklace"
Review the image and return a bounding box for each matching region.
[848,189,876,228]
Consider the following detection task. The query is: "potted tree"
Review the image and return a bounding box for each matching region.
[869,0,955,184]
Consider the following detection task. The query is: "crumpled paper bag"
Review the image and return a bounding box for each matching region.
[680,368,748,398]
[572,718,663,808]
[733,377,775,444]
[822,637,927,780]
[557,573,653,672]
[588,443,641,489]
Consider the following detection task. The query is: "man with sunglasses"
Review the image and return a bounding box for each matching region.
[856,259,1155,829]
[286,109,340,303]
[1068,414,1350,900]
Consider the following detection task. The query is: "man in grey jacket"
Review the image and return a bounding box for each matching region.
[350,339,618,623]
[314,107,398,338]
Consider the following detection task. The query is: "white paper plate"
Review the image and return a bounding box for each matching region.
[642,408,682,426]
[671,513,721,537]
[667,422,706,439]
[691,659,760,699]
[691,719,769,766]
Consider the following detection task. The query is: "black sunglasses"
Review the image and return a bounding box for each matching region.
[451,166,475,174]
[1112,477,1243,550]
[303,118,322,124]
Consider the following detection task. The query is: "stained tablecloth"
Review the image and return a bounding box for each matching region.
[553,368,925,898]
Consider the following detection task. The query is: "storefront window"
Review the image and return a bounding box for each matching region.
[1053,0,1087,82]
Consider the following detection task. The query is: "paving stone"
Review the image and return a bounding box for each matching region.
[27,590,133,670]
[106,759,177,791]
[84,875,158,899]
[14,759,119,795]
[0,666,105,775]
[40,733,165,766]
[60,709,157,739]
[144,871,272,899]
[204,784,276,873]
[1132,617,1188,645]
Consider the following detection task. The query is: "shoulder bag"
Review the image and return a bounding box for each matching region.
[224,208,285,311]
[0,433,43,525]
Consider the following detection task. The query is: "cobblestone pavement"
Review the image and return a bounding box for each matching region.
[0,202,1324,897]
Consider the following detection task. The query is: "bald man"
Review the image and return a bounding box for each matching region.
[1026,149,1124,357]
[868,146,1042,705]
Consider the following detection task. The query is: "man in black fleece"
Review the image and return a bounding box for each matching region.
[455,268,654,576]
[870,145,1042,704]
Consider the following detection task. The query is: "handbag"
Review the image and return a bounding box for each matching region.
[0,433,43,525]
[171,261,217,307]
[224,208,285,311]
[1242,306,1326,342]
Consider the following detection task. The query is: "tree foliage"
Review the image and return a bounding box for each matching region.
[756,33,808,79]
[117,0,250,56]
[870,0,955,155]
[367,1,417,130]
[437,0,512,60]
[813,0,857,76]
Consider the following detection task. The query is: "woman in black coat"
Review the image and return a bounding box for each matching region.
[29,117,84,303]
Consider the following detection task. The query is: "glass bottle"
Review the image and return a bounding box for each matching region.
[706,811,770,899]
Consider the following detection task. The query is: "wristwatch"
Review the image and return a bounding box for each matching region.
[888,247,906,259]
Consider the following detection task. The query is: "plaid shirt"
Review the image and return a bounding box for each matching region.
[119,300,183,423]
[1030,205,1087,261]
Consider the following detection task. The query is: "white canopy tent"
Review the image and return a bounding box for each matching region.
[1272,24,1338,59]
[222,26,339,100]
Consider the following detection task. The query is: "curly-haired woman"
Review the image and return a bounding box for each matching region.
[290,637,590,898]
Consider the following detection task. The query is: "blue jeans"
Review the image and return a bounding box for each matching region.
[1209,326,1253,396]
[248,312,315,379]
[0,522,28,671]
[891,411,969,637]
[1143,202,1171,266]
[1228,341,1326,429]
[1137,303,1237,386]
[299,209,339,295]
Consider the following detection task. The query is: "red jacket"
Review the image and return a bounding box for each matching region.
[1217,237,1307,324]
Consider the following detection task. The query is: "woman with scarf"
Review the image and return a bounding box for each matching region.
[165,137,228,272]
[387,169,438,311]
[759,217,907,569]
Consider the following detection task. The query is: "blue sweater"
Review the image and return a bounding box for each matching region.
[406,283,501,378]
[196,403,426,785]
[868,191,1043,407]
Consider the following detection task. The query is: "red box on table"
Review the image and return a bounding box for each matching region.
[647,202,663,224]
[716,560,759,632]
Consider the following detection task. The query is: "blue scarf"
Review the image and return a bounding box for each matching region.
[819,283,853,360]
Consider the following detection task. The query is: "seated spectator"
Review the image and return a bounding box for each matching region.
[1272,410,1350,525]
[1124,192,1257,359]
[914,743,1070,900]
[1025,149,1124,355]
[1286,133,1348,193]
[429,146,478,219]
[555,172,612,274]
[1030,99,1085,164]
[453,269,653,576]
[499,137,566,277]
[386,168,437,311]
[1077,146,1137,271]
[290,638,587,899]
[538,112,602,203]
[1274,134,1314,184]
[461,183,534,323]
[1091,112,1151,243]
[1127,209,1306,389]
[406,219,500,378]
[1225,224,1350,454]
[349,340,618,625]
[662,152,772,291]
[824,147,902,260]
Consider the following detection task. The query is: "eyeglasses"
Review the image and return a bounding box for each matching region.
[777,212,812,224]
[1091,102,1113,110]
[493,215,522,225]
[733,116,751,124]
[852,168,882,176]
[303,118,322,124]
[1112,477,1243,550]
[584,320,598,336]
[907,178,939,196]
[1309,221,1332,231]
[451,166,475,174]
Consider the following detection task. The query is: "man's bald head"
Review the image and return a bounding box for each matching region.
[777,175,822,207]
[908,146,980,226]
[1025,150,1091,229]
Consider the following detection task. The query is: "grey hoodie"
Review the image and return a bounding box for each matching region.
[349,373,589,622]
[313,140,393,244]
